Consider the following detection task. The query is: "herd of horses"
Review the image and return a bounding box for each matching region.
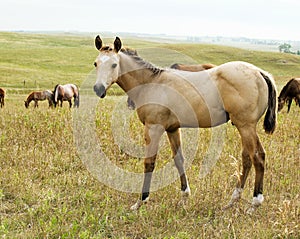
[93,36,299,212]
[0,83,79,109]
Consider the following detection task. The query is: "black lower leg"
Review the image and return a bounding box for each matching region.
[141,158,155,201]
[141,172,152,201]
[180,174,188,191]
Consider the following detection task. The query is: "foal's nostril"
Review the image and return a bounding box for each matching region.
[94,84,106,98]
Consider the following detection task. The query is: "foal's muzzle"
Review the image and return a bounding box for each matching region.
[94,84,106,98]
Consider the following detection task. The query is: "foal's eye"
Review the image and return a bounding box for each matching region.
[112,63,117,69]
[94,62,97,67]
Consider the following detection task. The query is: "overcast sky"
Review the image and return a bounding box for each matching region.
[1,0,299,41]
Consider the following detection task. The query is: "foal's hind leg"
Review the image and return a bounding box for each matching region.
[131,124,165,210]
[227,125,265,211]
[167,129,190,199]
[249,136,266,212]
[227,147,252,207]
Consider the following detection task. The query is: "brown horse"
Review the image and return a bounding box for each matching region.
[0,88,5,108]
[24,90,54,108]
[127,62,216,110]
[170,63,216,71]
[93,36,277,212]
[53,84,79,108]
[278,78,300,113]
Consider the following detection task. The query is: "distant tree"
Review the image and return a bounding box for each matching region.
[279,43,292,53]
[297,50,300,55]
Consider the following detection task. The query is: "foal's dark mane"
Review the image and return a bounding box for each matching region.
[121,48,164,76]
[279,78,294,98]
[101,46,113,51]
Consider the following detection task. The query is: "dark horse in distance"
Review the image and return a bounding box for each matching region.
[278,78,300,113]
[0,88,5,108]
[24,90,54,108]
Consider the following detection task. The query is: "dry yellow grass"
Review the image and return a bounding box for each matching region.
[0,32,299,238]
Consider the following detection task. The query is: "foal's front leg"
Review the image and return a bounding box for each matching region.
[131,124,165,210]
[167,129,190,199]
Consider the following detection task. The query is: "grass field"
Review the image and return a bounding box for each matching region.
[0,32,299,238]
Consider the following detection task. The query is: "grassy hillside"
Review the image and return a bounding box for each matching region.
[1,31,300,91]
[166,44,300,83]
[0,32,299,238]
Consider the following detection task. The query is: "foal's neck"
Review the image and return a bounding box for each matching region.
[117,53,160,94]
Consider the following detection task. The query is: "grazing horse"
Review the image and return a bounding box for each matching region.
[278,78,300,113]
[170,63,216,71]
[127,62,217,110]
[93,36,277,212]
[0,88,5,108]
[53,84,79,108]
[24,90,54,108]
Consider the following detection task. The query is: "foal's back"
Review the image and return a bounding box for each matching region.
[171,61,270,124]
[141,61,271,129]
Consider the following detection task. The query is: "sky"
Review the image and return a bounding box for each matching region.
[1,0,300,41]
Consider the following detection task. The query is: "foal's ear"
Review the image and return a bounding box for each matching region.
[114,37,122,52]
[95,35,102,50]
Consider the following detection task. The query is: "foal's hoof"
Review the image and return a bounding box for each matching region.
[177,187,191,208]
[181,186,191,198]
[130,200,142,210]
[246,194,264,214]
[223,188,243,210]
[130,198,149,210]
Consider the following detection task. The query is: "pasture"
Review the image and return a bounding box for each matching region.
[0,32,299,238]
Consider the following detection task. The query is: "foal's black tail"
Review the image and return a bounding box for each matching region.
[261,72,277,134]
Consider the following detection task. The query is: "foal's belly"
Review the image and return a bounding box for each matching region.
[137,101,229,130]
[134,76,228,129]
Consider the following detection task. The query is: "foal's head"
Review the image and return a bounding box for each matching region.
[93,36,122,98]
